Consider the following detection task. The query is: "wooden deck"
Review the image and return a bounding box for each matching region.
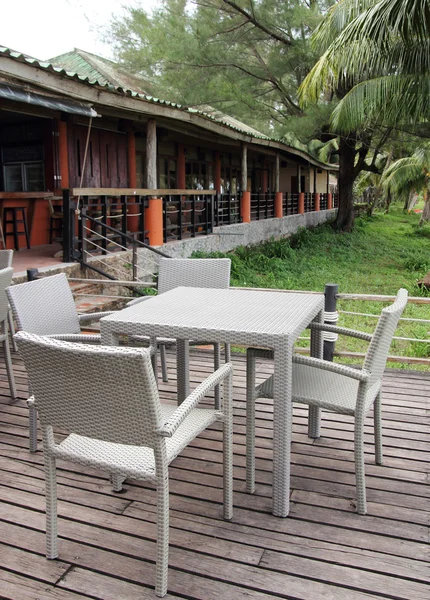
[0,348,428,599]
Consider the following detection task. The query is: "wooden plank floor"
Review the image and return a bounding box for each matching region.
[0,348,428,599]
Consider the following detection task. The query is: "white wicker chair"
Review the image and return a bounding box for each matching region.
[7,272,113,451]
[246,288,408,515]
[0,267,17,400]
[15,331,233,598]
[0,250,17,352]
[128,258,231,398]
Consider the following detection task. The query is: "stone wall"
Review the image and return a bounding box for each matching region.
[137,208,336,274]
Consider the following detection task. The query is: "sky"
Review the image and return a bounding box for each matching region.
[0,0,158,62]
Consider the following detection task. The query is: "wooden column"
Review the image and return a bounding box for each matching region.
[241,143,248,193]
[297,164,302,193]
[145,119,157,188]
[240,143,250,223]
[177,144,186,188]
[314,192,320,212]
[145,119,162,244]
[58,120,69,189]
[127,126,137,187]
[126,126,139,232]
[275,154,280,193]
[326,170,330,195]
[328,193,333,209]
[214,152,221,193]
[313,167,317,193]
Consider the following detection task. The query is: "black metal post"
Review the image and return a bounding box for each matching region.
[27,268,39,281]
[323,283,338,361]
[62,189,77,263]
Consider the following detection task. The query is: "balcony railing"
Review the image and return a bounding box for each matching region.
[163,192,215,242]
[250,192,275,221]
[215,193,241,226]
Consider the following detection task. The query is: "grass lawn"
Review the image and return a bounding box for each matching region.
[194,206,430,369]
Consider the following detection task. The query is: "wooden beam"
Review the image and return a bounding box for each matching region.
[72,188,216,196]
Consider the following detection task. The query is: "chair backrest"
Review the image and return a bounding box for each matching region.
[157,258,231,295]
[15,332,164,448]
[364,288,408,385]
[7,273,81,335]
[0,250,13,270]
[0,268,14,324]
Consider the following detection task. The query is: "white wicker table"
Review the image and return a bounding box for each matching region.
[101,287,324,517]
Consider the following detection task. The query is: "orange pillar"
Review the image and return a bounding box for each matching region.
[327,193,333,209]
[240,191,251,223]
[298,192,305,214]
[274,192,283,218]
[145,198,163,245]
[314,192,320,212]
[177,144,186,189]
[58,121,69,189]
[214,152,221,193]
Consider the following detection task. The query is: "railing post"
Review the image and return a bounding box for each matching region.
[275,192,283,218]
[27,268,39,281]
[328,193,333,210]
[145,197,164,246]
[240,191,251,223]
[298,192,305,214]
[62,189,77,262]
[323,283,339,361]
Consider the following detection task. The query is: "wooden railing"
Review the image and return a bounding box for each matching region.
[215,193,241,226]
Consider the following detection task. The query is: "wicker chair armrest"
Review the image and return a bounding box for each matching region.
[157,362,233,437]
[45,333,101,344]
[247,348,274,360]
[78,311,113,323]
[127,296,152,307]
[308,322,373,342]
[293,354,371,382]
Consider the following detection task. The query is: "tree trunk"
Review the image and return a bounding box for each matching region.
[334,136,356,231]
[418,189,430,225]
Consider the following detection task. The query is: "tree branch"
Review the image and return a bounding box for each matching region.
[220,0,293,46]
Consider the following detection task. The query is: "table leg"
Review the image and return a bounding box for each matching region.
[176,339,190,404]
[100,330,120,346]
[272,341,293,517]
[309,309,324,438]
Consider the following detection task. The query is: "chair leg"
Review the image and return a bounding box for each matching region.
[308,406,321,438]
[214,343,221,410]
[160,344,169,383]
[224,343,231,362]
[354,412,367,515]
[223,371,234,520]
[110,474,125,492]
[8,308,18,352]
[44,454,58,559]
[3,335,16,400]
[245,351,256,494]
[156,474,169,597]
[374,392,383,465]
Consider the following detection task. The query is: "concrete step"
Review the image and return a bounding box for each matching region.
[69,280,129,316]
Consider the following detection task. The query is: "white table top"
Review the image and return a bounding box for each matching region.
[101,287,324,347]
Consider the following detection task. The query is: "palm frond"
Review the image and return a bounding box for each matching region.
[331,75,430,131]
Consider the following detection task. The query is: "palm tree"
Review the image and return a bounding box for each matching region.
[382,145,430,225]
[299,0,430,230]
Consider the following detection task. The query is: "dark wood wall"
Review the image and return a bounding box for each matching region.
[67,124,128,188]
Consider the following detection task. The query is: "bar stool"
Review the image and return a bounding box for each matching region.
[3,207,30,250]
